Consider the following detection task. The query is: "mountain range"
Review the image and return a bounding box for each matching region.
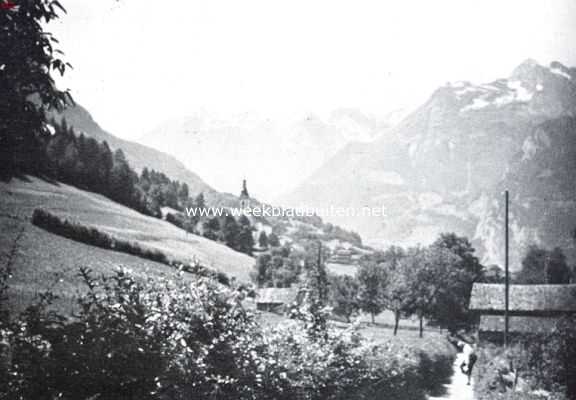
[281,60,576,268]
[138,109,391,200]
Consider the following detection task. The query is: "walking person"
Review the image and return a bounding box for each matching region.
[458,339,477,385]
[447,334,478,386]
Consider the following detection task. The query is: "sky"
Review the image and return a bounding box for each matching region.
[51,0,576,141]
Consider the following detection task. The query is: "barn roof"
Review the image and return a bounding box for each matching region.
[479,315,560,334]
[469,283,576,312]
[256,288,298,305]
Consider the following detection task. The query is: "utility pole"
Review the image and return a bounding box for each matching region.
[504,190,510,347]
[317,241,327,304]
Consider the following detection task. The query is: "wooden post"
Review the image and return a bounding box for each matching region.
[504,190,510,347]
[419,314,424,338]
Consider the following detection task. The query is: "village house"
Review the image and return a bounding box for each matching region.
[469,283,576,342]
[328,248,353,264]
[255,287,300,314]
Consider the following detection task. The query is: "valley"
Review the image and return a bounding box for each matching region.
[1,1,575,398]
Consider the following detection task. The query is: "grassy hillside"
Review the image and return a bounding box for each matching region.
[0,177,255,312]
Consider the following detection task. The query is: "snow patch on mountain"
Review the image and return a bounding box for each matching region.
[461,80,534,111]
[461,98,491,111]
[550,66,572,80]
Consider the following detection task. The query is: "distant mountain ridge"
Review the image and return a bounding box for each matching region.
[53,104,215,196]
[281,60,576,268]
[138,109,390,201]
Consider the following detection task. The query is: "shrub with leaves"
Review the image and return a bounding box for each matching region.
[1,266,453,400]
[474,321,576,400]
[1,268,279,399]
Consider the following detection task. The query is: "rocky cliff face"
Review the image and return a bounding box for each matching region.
[281,60,576,268]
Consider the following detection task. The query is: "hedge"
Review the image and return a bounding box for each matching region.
[31,208,230,285]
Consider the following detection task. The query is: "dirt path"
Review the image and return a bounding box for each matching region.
[428,353,474,400]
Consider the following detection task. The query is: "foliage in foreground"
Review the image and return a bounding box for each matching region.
[1,0,72,177]
[0,268,453,400]
[474,319,576,400]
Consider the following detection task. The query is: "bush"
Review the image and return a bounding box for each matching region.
[474,326,576,400]
[360,340,454,400]
[0,267,454,400]
[0,269,387,399]
[2,269,269,399]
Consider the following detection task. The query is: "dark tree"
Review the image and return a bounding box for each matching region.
[430,233,483,330]
[96,141,114,193]
[0,0,72,177]
[357,261,386,324]
[547,247,571,284]
[433,233,483,278]
[306,242,329,305]
[517,245,571,284]
[178,183,189,204]
[110,149,138,208]
[202,217,220,241]
[383,258,413,335]
[221,216,240,249]
[195,193,206,209]
[237,215,255,256]
[406,247,460,337]
[187,192,205,228]
[253,253,272,288]
[258,231,269,249]
[252,245,302,288]
[268,232,280,247]
[329,274,360,322]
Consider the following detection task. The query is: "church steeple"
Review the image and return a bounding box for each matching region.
[240,179,249,198]
[239,179,250,208]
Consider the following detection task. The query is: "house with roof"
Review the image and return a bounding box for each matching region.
[328,248,353,264]
[255,287,300,314]
[469,283,576,342]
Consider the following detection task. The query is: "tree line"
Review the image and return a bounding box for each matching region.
[42,119,191,216]
[335,233,485,335]
[253,232,488,336]
[330,235,574,335]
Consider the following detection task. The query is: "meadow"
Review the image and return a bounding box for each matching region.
[0,176,255,312]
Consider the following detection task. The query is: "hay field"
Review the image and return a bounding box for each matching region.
[0,177,255,312]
